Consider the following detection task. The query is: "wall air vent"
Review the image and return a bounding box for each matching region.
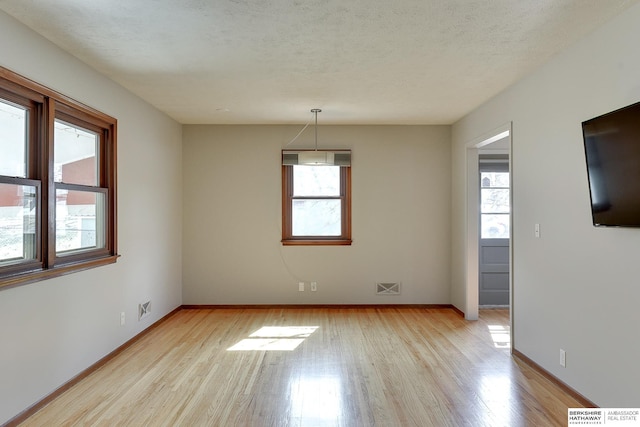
[138,301,151,320]
[376,282,401,295]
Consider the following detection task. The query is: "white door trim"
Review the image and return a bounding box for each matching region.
[464,122,512,321]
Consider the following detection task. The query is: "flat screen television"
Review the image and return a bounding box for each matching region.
[582,100,640,227]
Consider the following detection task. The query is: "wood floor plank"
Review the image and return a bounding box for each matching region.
[18,307,585,426]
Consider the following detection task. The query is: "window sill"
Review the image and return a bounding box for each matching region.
[281,239,352,246]
[0,254,119,291]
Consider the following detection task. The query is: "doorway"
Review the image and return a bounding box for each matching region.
[464,124,511,321]
[478,156,510,306]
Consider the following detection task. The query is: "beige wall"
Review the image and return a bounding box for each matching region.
[183,125,451,305]
[452,2,640,407]
[5,0,639,420]
[0,11,183,424]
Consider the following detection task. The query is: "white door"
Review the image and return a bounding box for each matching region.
[479,159,510,306]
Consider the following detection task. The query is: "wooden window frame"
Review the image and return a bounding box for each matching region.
[0,66,118,290]
[281,162,352,246]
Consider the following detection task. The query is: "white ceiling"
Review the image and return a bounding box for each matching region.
[1,0,638,125]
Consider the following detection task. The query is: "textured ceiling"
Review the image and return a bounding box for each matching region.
[0,0,638,124]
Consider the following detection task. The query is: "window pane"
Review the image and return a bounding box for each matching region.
[56,189,105,253]
[481,188,510,213]
[0,99,28,178]
[293,165,340,196]
[0,183,37,265]
[481,172,509,188]
[292,199,341,236]
[481,214,510,239]
[54,120,98,186]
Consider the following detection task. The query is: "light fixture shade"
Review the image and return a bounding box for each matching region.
[282,150,351,166]
[298,151,334,165]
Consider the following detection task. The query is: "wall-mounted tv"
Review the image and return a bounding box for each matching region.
[582,100,640,227]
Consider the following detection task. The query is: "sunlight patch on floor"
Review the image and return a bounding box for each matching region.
[227,326,318,351]
[488,324,511,349]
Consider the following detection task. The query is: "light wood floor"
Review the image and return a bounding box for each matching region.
[19,307,583,426]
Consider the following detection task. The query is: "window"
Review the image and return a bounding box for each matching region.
[0,67,117,289]
[480,164,510,239]
[282,151,351,245]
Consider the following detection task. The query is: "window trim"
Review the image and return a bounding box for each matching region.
[0,66,118,290]
[281,155,352,246]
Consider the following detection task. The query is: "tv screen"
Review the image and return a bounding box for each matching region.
[582,100,640,227]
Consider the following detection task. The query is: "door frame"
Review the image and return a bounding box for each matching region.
[464,123,513,324]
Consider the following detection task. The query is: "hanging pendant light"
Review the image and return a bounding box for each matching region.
[282,108,351,167]
[297,109,334,165]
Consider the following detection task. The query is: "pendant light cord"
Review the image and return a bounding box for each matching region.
[311,108,321,151]
[314,109,318,151]
[284,108,322,148]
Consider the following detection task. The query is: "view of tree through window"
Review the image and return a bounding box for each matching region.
[292,166,341,236]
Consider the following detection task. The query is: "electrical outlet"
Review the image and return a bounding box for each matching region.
[120,312,126,326]
[311,282,317,292]
[560,349,566,367]
[298,282,305,292]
